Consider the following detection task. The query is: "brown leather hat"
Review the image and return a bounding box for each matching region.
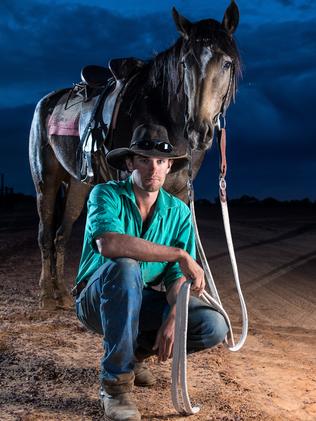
[106,123,188,173]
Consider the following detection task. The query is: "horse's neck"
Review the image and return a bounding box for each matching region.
[158,54,185,125]
[140,42,185,126]
[118,42,187,146]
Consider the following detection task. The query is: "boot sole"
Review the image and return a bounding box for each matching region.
[100,400,113,421]
[103,412,141,420]
[100,399,142,421]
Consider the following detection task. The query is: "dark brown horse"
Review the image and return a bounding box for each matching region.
[29,1,241,310]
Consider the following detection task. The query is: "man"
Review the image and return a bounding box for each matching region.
[74,124,228,421]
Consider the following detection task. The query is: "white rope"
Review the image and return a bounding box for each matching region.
[172,280,200,414]
[189,198,221,303]
[219,178,248,351]
[171,175,248,415]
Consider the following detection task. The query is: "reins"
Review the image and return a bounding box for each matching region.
[171,121,249,415]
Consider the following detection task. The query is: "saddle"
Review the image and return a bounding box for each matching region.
[75,58,145,184]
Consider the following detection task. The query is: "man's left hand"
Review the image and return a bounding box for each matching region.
[152,312,176,362]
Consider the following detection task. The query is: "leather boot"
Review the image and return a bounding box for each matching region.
[133,362,156,387]
[100,372,141,421]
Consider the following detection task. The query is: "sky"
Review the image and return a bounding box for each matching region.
[0,0,315,201]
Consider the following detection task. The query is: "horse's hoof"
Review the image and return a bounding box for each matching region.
[39,295,58,311]
[57,292,74,309]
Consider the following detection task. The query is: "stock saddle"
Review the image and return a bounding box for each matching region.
[74,58,144,184]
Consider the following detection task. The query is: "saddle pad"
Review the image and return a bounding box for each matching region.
[48,92,80,136]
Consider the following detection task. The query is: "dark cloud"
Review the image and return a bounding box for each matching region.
[238,19,316,81]
[0,1,176,97]
[298,1,315,11]
[206,15,316,200]
[275,0,294,6]
[0,105,35,195]
[274,0,313,9]
[232,18,316,154]
[0,1,315,200]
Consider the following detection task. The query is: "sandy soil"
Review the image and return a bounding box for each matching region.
[1,203,315,421]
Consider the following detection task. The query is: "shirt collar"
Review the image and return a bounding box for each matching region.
[121,176,177,216]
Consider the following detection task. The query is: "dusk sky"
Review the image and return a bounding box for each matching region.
[1,0,315,201]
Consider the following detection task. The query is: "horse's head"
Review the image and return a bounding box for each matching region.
[173,1,241,150]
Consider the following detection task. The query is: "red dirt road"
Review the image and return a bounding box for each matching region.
[1,204,315,420]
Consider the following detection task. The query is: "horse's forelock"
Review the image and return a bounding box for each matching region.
[189,21,241,67]
[188,20,242,104]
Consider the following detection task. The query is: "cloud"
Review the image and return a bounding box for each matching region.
[0,105,35,194]
[0,1,177,106]
[238,19,316,80]
[275,0,294,6]
[1,4,173,66]
[232,18,316,149]
[0,0,315,200]
[274,0,314,10]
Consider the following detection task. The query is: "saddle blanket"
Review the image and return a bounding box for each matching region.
[48,92,80,136]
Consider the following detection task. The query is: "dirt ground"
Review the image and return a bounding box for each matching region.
[1,202,316,421]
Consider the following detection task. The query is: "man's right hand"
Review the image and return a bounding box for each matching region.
[178,251,205,296]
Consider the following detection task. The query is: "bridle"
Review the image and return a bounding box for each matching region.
[176,38,236,139]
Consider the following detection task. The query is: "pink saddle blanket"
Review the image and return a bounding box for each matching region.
[47,92,80,136]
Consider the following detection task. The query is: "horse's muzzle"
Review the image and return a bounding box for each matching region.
[185,119,213,151]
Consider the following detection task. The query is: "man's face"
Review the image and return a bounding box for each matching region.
[126,155,173,192]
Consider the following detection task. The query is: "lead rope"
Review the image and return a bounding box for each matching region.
[171,125,249,415]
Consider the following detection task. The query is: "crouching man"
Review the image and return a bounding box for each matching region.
[74,124,228,421]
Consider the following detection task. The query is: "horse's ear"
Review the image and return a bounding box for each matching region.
[172,7,192,39]
[222,0,239,36]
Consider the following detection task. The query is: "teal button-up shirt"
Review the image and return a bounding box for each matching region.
[76,176,196,289]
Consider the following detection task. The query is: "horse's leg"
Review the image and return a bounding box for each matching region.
[29,95,69,310]
[54,177,91,308]
[35,172,65,310]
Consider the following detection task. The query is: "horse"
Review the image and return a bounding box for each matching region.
[29,1,241,310]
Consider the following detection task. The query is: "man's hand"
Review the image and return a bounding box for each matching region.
[152,311,176,362]
[178,251,205,296]
[152,255,205,363]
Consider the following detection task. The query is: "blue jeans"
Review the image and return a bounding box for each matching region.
[75,258,228,382]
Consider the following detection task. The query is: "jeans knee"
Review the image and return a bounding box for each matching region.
[114,258,141,280]
[102,258,142,291]
[114,257,140,271]
[204,311,228,347]
[188,307,229,351]
[211,312,229,344]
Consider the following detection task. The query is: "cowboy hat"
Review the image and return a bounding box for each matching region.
[106,123,188,173]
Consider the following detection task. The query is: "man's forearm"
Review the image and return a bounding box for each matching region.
[163,276,187,323]
[96,232,185,263]
[166,276,187,307]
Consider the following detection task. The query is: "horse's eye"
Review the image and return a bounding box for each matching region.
[223,61,232,71]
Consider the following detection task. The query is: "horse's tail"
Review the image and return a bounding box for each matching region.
[29,88,70,188]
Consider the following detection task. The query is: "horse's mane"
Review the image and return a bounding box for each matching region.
[127,18,242,113]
